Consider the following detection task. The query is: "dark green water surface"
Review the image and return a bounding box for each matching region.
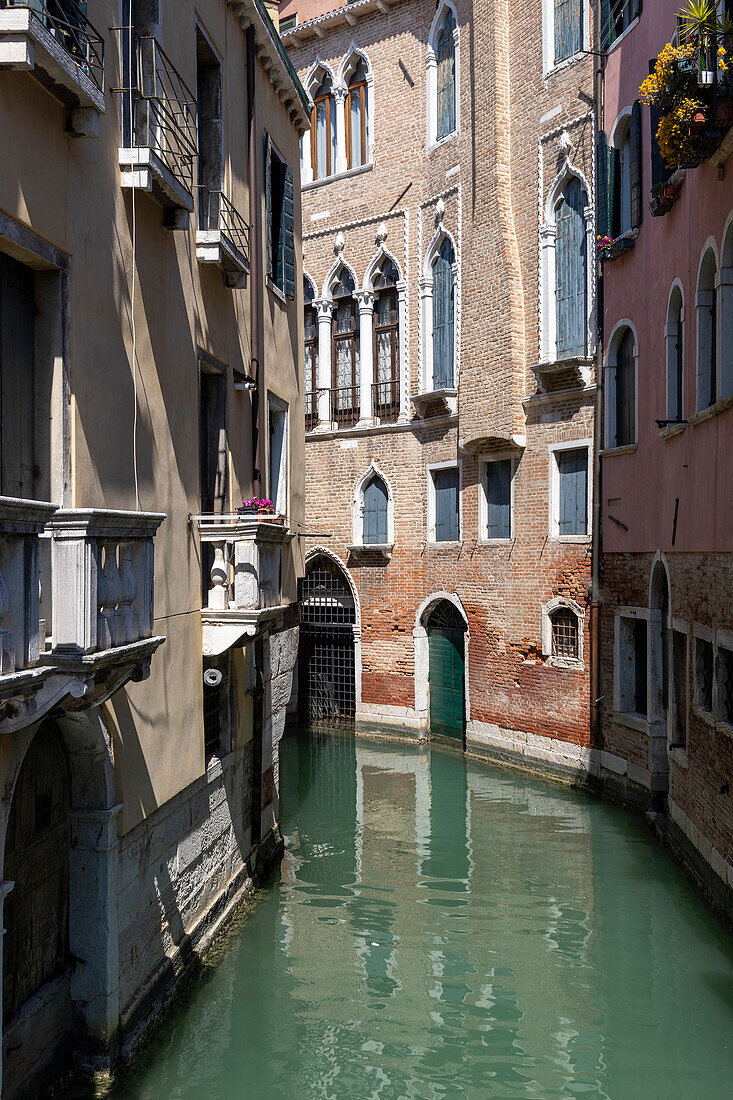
[103,731,733,1099]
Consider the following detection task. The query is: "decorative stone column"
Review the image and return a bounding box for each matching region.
[315,298,333,428]
[418,274,433,392]
[539,222,556,362]
[357,290,375,426]
[68,804,123,1062]
[396,279,409,422]
[333,86,347,175]
[425,47,437,147]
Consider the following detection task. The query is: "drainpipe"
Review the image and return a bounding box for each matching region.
[247,24,263,496]
[590,10,605,747]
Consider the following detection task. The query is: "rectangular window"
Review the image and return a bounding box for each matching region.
[695,636,713,713]
[268,397,288,516]
[670,629,688,747]
[279,14,296,33]
[619,615,647,716]
[266,138,295,297]
[554,0,583,64]
[717,644,733,726]
[483,459,512,540]
[556,447,588,535]
[431,466,460,543]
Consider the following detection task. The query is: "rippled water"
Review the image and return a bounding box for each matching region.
[100,731,733,1099]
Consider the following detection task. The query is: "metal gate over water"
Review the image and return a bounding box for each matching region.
[299,555,356,727]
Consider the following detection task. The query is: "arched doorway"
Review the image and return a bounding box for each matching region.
[649,557,671,786]
[427,600,467,743]
[3,720,73,1091]
[299,553,357,727]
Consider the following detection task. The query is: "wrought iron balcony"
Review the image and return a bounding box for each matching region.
[0,503,165,734]
[114,29,197,226]
[329,384,360,429]
[372,379,399,424]
[196,187,250,288]
[0,0,105,133]
[194,514,290,657]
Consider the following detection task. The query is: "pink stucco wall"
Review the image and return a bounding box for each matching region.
[602,0,733,555]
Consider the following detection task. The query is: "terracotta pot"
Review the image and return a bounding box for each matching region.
[662,184,678,200]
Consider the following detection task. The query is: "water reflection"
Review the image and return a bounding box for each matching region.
[94,730,733,1100]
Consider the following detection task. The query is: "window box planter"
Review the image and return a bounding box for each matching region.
[597,234,635,262]
[650,182,681,216]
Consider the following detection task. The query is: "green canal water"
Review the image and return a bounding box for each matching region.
[99,731,733,1099]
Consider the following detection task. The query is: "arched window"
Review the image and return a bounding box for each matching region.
[331,266,360,426]
[555,176,588,360]
[346,56,369,169]
[436,9,456,141]
[304,276,318,431]
[665,284,684,422]
[432,238,455,389]
[363,474,389,545]
[720,219,733,401]
[605,325,636,448]
[311,70,336,181]
[542,598,584,668]
[373,258,400,422]
[697,247,718,411]
[607,104,642,237]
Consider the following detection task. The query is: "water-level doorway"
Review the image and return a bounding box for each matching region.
[427,600,466,743]
[298,552,357,727]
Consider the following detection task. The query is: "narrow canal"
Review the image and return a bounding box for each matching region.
[97,730,733,1099]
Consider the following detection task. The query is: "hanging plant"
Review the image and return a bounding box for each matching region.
[656,96,709,167]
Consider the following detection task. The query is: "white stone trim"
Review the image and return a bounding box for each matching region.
[547,437,593,539]
[351,461,395,548]
[426,459,462,544]
[413,591,469,733]
[426,0,460,150]
[420,208,459,393]
[541,596,586,670]
[542,0,591,77]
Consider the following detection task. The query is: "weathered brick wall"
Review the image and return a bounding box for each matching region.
[288,0,596,757]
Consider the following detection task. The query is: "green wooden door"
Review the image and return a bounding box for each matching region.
[428,627,465,742]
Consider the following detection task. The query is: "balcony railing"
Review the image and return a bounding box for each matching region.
[304,390,318,433]
[1,0,104,88]
[114,28,197,219]
[330,384,360,428]
[194,514,290,656]
[196,186,250,287]
[0,503,165,732]
[372,379,400,424]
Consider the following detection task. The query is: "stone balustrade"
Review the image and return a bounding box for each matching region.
[46,509,166,655]
[195,515,290,656]
[0,496,59,674]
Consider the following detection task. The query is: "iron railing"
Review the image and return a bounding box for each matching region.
[1,0,104,91]
[114,28,197,194]
[197,186,250,264]
[329,384,360,428]
[304,390,318,433]
[372,379,400,423]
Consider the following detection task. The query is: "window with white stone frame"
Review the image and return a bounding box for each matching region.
[543,0,588,75]
[419,225,458,397]
[351,463,394,552]
[614,609,648,720]
[548,441,591,538]
[542,598,585,669]
[427,461,461,543]
[426,2,459,148]
[666,281,685,423]
[691,625,733,727]
[267,394,288,517]
[479,455,515,541]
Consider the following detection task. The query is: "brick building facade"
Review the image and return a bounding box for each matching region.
[281,0,599,778]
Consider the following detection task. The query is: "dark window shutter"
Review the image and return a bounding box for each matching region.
[486,460,511,539]
[616,329,636,446]
[264,133,272,280]
[432,239,455,389]
[363,476,388,544]
[630,0,643,22]
[557,448,588,535]
[555,0,583,64]
[555,177,588,360]
[597,131,610,239]
[601,0,613,49]
[434,467,459,542]
[283,165,295,299]
[609,145,621,238]
[629,100,643,228]
[634,619,647,715]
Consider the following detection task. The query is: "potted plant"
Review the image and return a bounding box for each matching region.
[678,0,719,84]
[237,496,277,517]
[649,179,681,217]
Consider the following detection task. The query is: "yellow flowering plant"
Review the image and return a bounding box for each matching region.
[639,43,697,106]
[655,96,708,167]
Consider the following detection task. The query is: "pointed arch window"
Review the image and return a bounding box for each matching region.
[363,474,389,545]
[311,71,336,181]
[304,277,318,431]
[605,326,636,448]
[373,258,400,422]
[346,57,369,170]
[433,238,455,389]
[697,249,718,411]
[555,176,588,360]
[666,285,684,422]
[331,267,360,427]
[436,9,456,140]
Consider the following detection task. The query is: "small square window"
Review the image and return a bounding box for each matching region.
[695,637,713,713]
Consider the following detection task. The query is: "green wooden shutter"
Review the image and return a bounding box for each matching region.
[265,133,272,280]
[629,100,643,228]
[601,0,613,48]
[648,63,666,188]
[283,165,295,299]
[486,460,511,539]
[557,448,588,534]
[597,131,610,239]
[434,467,459,542]
[609,145,621,238]
[556,177,588,359]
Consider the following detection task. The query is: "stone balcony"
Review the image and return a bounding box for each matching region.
[0,501,165,733]
[195,514,290,657]
[0,0,105,136]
